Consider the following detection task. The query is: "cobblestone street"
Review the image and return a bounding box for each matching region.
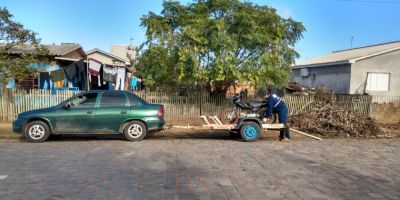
[0,133,399,200]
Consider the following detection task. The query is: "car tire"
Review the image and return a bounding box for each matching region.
[123,121,147,141]
[240,122,261,142]
[24,121,51,143]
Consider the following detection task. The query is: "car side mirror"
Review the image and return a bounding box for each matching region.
[63,103,71,109]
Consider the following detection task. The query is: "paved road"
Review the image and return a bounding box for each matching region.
[0,133,399,200]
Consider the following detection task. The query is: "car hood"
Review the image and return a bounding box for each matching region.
[18,107,54,118]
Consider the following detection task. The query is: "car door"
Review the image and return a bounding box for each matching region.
[54,92,98,133]
[94,92,129,133]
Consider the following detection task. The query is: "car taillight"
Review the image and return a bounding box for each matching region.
[157,106,164,119]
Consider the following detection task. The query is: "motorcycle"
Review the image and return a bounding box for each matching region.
[220,94,277,124]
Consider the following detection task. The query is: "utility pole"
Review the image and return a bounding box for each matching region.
[351,36,354,48]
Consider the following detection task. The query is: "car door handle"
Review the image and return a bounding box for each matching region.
[87,111,93,115]
[121,111,127,114]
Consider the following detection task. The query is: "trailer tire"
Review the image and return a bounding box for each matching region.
[240,122,260,142]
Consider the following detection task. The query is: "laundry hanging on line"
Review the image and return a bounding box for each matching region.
[62,60,87,90]
[88,59,102,87]
[50,69,65,88]
[102,65,118,83]
[115,67,126,91]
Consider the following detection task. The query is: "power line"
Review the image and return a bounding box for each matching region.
[339,0,400,4]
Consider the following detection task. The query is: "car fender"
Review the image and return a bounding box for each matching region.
[119,119,148,133]
[24,117,55,134]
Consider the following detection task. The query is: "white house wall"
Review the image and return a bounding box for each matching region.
[350,50,400,96]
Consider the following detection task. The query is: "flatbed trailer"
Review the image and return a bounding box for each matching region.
[169,115,286,142]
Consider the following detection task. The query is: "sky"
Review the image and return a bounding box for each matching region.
[1,0,400,61]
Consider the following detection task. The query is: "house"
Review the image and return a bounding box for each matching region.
[86,48,144,91]
[291,41,400,96]
[86,48,130,66]
[110,44,137,64]
[2,43,86,89]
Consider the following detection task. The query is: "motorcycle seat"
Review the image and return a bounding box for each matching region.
[249,101,265,108]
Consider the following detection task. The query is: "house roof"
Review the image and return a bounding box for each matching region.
[86,48,129,64]
[0,43,84,56]
[293,41,400,68]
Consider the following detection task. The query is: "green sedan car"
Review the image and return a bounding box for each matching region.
[13,90,165,143]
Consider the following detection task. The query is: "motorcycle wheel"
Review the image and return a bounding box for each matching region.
[220,108,239,124]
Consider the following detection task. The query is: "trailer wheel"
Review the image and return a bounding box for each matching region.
[240,122,260,142]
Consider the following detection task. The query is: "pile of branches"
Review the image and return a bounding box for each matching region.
[289,95,385,137]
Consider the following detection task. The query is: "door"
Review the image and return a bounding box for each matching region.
[54,93,98,133]
[95,92,129,133]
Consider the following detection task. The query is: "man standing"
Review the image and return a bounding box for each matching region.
[261,91,290,141]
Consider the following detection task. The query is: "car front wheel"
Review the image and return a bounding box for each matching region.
[24,121,51,143]
[123,121,147,141]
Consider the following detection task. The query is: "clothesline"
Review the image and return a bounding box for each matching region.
[55,57,132,70]
[36,58,141,91]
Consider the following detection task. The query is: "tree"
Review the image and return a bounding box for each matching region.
[138,0,305,93]
[0,7,47,87]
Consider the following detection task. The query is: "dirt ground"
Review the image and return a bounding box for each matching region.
[0,122,307,141]
[1,121,399,140]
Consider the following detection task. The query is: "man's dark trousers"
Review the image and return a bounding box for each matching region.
[278,107,290,139]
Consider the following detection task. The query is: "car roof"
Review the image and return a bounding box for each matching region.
[78,90,134,95]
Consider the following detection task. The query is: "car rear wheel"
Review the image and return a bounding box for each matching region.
[123,121,147,141]
[24,121,50,143]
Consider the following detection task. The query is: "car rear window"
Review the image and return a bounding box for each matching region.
[100,92,127,108]
[127,93,146,106]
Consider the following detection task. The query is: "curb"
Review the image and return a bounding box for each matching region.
[0,135,22,140]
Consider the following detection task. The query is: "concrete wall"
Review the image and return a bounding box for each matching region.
[350,50,400,96]
[371,103,400,124]
[292,64,351,93]
[110,45,136,64]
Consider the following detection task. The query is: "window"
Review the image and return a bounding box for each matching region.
[100,92,127,108]
[70,93,98,108]
[300,68,310,77]
[366,73,390,91]
[127,93,146,106]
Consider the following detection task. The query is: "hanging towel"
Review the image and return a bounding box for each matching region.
[88,59,102,87]
[88,59,101,76]
[50,69,64,81]
[130,76,138,91]
[63,63,77,82]
[102,65,117,83]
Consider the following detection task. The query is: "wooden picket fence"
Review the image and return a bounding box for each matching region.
[0,89,82,122]
[0,89,372,122]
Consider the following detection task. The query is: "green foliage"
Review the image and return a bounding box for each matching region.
[137,0,305,90]
[0,7,48,86]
